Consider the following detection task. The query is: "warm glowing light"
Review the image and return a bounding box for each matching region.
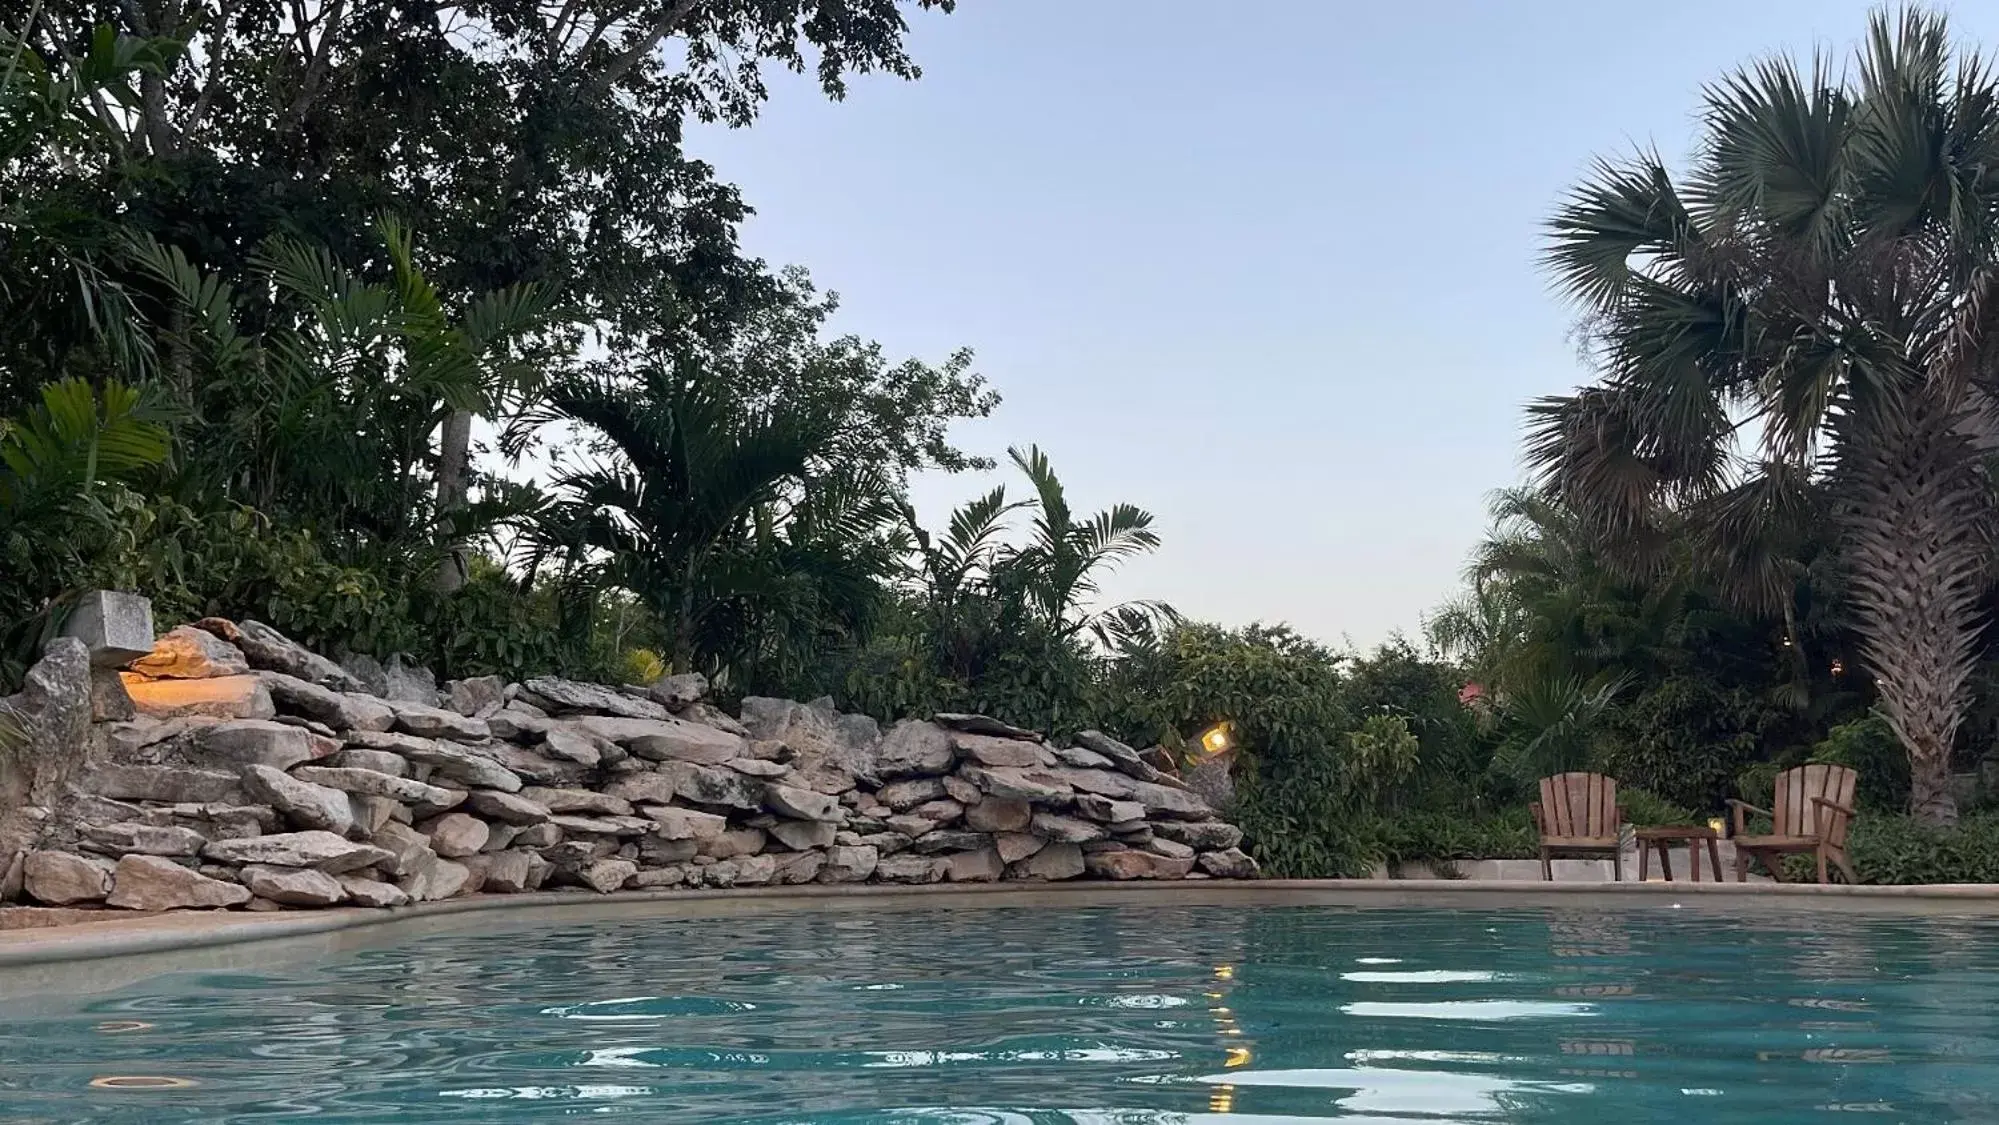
[1224,1047,1253,1068]
[1209,1083,1236,1112]
[1830,659,1845,675]
[1200,724,1232,756]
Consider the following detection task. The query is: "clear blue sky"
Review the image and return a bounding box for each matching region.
[687,1,1999,650]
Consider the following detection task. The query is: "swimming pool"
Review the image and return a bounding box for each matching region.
[2,902,1994,1122]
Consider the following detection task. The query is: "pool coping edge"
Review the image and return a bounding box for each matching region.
[7,878,1999,970]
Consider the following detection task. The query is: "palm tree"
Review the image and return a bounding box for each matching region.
[1001,444,1175,648]
[528,367,835,672]
[1536,8,1999,824]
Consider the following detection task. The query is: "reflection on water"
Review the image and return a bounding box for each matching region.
[1,904,1997,1122]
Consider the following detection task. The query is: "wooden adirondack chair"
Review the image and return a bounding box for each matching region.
[1531,772,1623,881]
[1727,764,1859,884]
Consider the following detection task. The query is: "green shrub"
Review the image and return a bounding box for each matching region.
[1598,675,1770,810]
[1843,814,1999,884]
[1617,786,1701,827]
[1808,713,1909,811]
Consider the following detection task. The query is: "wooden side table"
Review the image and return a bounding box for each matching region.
[1634,825,1723,882]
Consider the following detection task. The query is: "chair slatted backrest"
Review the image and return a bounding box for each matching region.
[1538,773,1618,839]
[1773,764,1858,845]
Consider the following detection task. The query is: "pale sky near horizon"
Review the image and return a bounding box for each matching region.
[685,1,1999,652]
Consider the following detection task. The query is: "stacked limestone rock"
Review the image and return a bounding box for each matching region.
[1,618,1257,912]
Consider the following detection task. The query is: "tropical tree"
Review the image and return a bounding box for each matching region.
[0,378,169,681]
[528,367,836,672]
[1534,8,1999,824]
[138,219,556,569]
[999,444,1175,649]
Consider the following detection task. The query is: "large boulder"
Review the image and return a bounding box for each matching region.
[129,625,249,680]
[580,858,638,893]
[820,844,879,883]
[257,672,395,732]
[959,765,1073,806]
[2,640,94,857]
[643,806,729,841]
[1084,847,1196,880]
[107,855,251,910]
[398,855,472,901]
[1016,841,1085,880]
[874,720,957,779]
[519,786,632,817]
[122,673,276,721]
[764,784,842,823]
[1154,821,1243,850]
[193,720,332,772]
[479,849,543,894]
[521,677,671,720]
[350,732,523,792]
[995,832,1047,864]
[336,874,410,907]
[603,772,677,806]
[875,853,946,884]
[23,850,114,904]
[945,848,1004,882]
[443,676,507,718]
[369,822,439,877]
[740,697,879,793]
[659,762,765,810]
[208,619,368,692]
[78,764,242,804]
[241,764,354,836]
[241,864,347,905]
[388,700,489,742]
[292,766,461,812]
[877,777,948,811]
[422,812,491,858]
[1031,811,1111,847]
[646,672,708,710]
[79,822,207,858]
[965,798,1032,833]
[464,790,552,826]
[1197,847,1260,878]
[203,831,393,873]
[951,732,1040,768]
[769,819,837,850]
[935,713,1039,740]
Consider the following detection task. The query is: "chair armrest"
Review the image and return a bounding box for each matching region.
[1727,798,1770,836]
[1811,796,1858,819]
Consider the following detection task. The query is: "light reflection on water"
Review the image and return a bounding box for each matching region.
[0,904,1996,1122]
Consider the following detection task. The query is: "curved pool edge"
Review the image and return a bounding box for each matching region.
[7,878,1999,975]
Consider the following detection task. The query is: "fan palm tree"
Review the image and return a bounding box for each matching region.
[1535,8,1999,824]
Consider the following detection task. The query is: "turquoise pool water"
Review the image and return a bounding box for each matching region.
[2,904,1995,1122]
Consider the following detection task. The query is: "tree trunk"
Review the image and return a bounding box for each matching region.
[1839,397,1988,827]
[432,408,474,594]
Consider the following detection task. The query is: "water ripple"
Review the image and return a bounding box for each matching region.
[1,904,1997,1122]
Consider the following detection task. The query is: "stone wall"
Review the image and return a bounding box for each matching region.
[0,616,1255,913]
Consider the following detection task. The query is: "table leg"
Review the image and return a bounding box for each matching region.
[1659,841,1673,882]
[1707,837,1723,882]
[1689,840,1700,883]
[1639,841,1650,882]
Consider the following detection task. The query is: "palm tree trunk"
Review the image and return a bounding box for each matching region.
[432,408,474,593]
[1839,400,1987,827]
